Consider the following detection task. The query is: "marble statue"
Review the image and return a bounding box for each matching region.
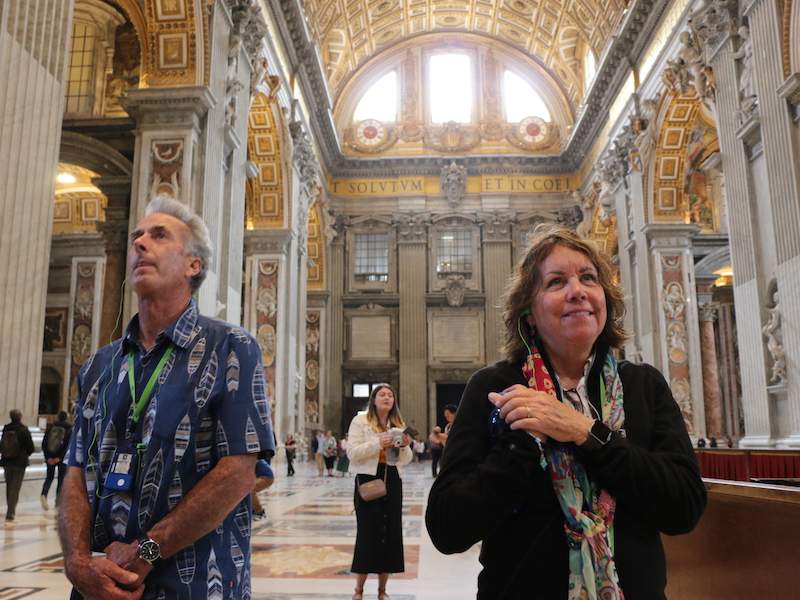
[575,190,596,239]
[762,289,787,384]
[732,25,757,116]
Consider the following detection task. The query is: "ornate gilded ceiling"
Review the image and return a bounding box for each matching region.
[301,0,631,105]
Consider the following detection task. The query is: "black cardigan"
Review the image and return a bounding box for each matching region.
[425,356,706,600]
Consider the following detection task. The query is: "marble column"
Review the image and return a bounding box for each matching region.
[95,176,131,345]
[481,214,513,363]
[698,302,724,438]
[744,0,800,446]
[325,221,346,435]
[0,0,74,422]
[698,13,772,446]
[645,224,705,438]
[397,216,429,432]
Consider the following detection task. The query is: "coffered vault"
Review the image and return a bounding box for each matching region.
[301,0,630,108]
[274,0,670,175]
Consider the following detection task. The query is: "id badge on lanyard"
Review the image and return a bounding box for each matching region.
[105,442,137,492]
[103,344,174,493]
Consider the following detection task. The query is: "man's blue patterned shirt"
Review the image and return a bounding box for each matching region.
[68,300,274,599]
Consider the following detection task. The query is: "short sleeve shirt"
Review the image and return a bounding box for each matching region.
[67,300,274,599]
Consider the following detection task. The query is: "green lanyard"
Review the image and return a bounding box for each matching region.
[127,345,174,427]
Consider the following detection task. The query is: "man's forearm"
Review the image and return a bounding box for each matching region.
[58,467,93,573]
[146,455,256,558]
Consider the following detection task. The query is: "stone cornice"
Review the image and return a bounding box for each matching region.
[121,87,216,128]
[271,0,670,177]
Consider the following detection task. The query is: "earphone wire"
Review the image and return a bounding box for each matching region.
[517,313,533,356]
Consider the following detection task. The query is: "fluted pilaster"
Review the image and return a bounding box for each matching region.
[398,234,428,432]
[745,0,800,446]
[326,236,345,433]
[0,0,74,422]
[705,32,772,446]
[481,217,512,363]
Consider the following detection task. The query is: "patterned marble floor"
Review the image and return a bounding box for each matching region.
[0,461,480,599]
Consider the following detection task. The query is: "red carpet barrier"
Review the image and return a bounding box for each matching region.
[695,449,800,482]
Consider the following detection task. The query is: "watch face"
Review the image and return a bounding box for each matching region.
[139,538,160,562]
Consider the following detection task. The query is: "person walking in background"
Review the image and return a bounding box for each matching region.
[323,430,338,476]
[1,409,35,522]
[442,403,457,441]
[40,410,72,510]
[314,430,325,476]
[285,434,297,476]
[335,434,350,476]
[347,384,413,600]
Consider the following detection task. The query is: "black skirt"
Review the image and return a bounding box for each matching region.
[351,463,404,574]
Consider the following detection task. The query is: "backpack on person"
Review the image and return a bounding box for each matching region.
[0,429,21,459]
[46,424,68,456]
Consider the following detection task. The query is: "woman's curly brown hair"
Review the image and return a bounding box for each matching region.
[501,223,627,364]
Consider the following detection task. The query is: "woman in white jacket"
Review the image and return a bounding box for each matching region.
[347,383,413,600]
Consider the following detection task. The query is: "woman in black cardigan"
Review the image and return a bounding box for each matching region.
[426,225,706,600]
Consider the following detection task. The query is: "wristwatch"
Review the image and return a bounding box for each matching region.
[137,537,161,564]
[580,420,614,452]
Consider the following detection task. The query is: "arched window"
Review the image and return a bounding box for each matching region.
[429,53,473,124]
[353,71,398,122]
[503,70,551,122]
[584,49,597,92]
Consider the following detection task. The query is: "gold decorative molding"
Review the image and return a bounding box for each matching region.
[783,0,794,79]
[307,204,325,289]
[328,174,572,197]
[144,0,198,86]
[652,92,719,230]
[246,93,285,228]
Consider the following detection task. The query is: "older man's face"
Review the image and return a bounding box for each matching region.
[128,212,199,299]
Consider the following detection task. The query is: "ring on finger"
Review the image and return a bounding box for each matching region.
[526,406,532,419]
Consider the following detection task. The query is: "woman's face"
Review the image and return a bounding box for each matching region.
[373,386,395,413]
[528,245,607,356]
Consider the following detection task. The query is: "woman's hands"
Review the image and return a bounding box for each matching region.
[488,384,593,444]
[378,431,412,448]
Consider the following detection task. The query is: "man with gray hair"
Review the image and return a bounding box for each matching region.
[59,194,274,599]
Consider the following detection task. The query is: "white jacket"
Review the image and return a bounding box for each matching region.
[346,413,413,475]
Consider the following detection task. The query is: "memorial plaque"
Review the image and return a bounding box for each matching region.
[430,314,482,363]
[350,315,392,360]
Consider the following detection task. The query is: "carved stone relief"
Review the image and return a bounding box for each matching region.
[732,25,758,125]
[305,310,321,424]
[762,284,786,385]
[440,161,467,208]
[255,259,279,415]
[444,275,466,307]
[67,260,101,405]
[150,140,183,198]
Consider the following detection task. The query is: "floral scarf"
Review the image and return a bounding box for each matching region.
[522,344,626,600]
